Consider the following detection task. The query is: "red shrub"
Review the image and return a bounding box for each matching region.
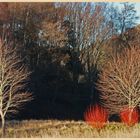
[120,107,139,126]
[84,104,108,129]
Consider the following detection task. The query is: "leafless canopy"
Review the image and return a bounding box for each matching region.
[97,46,140,114]
[0,38,32,118]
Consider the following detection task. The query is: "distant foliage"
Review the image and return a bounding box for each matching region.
[0,2,139,121]
[84,104,108,129]
[120,107,139,126]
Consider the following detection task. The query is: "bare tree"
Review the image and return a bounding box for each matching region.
[97,46,140,115]
[0,38,32,137]
[118,2,139,35]
[78,3,112,102]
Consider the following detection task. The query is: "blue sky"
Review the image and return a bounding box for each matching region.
[115,2,140,24]
[134,3,140,23]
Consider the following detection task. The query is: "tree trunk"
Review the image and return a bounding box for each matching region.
[1,116,5,137]
[129,108,133,125]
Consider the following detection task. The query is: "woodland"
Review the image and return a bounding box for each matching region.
[0,2,140,123]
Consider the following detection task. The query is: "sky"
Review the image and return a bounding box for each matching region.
[134,3,140,24]
[115,2,140,24]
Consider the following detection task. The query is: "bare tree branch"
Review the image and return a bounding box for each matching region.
[97,46,140,114]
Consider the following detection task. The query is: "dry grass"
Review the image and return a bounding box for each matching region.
[1,120,140,138]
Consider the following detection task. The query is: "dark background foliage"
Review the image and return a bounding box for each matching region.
[0,2,139,121]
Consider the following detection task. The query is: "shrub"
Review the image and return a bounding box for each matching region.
[120,107,139,126]
[84,104,108,129]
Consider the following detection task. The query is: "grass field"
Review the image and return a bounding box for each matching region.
[0,120,140,138]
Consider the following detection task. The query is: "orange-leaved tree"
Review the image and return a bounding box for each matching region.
[84,104,108,129]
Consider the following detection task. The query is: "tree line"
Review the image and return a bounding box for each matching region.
[0,2,139,121]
